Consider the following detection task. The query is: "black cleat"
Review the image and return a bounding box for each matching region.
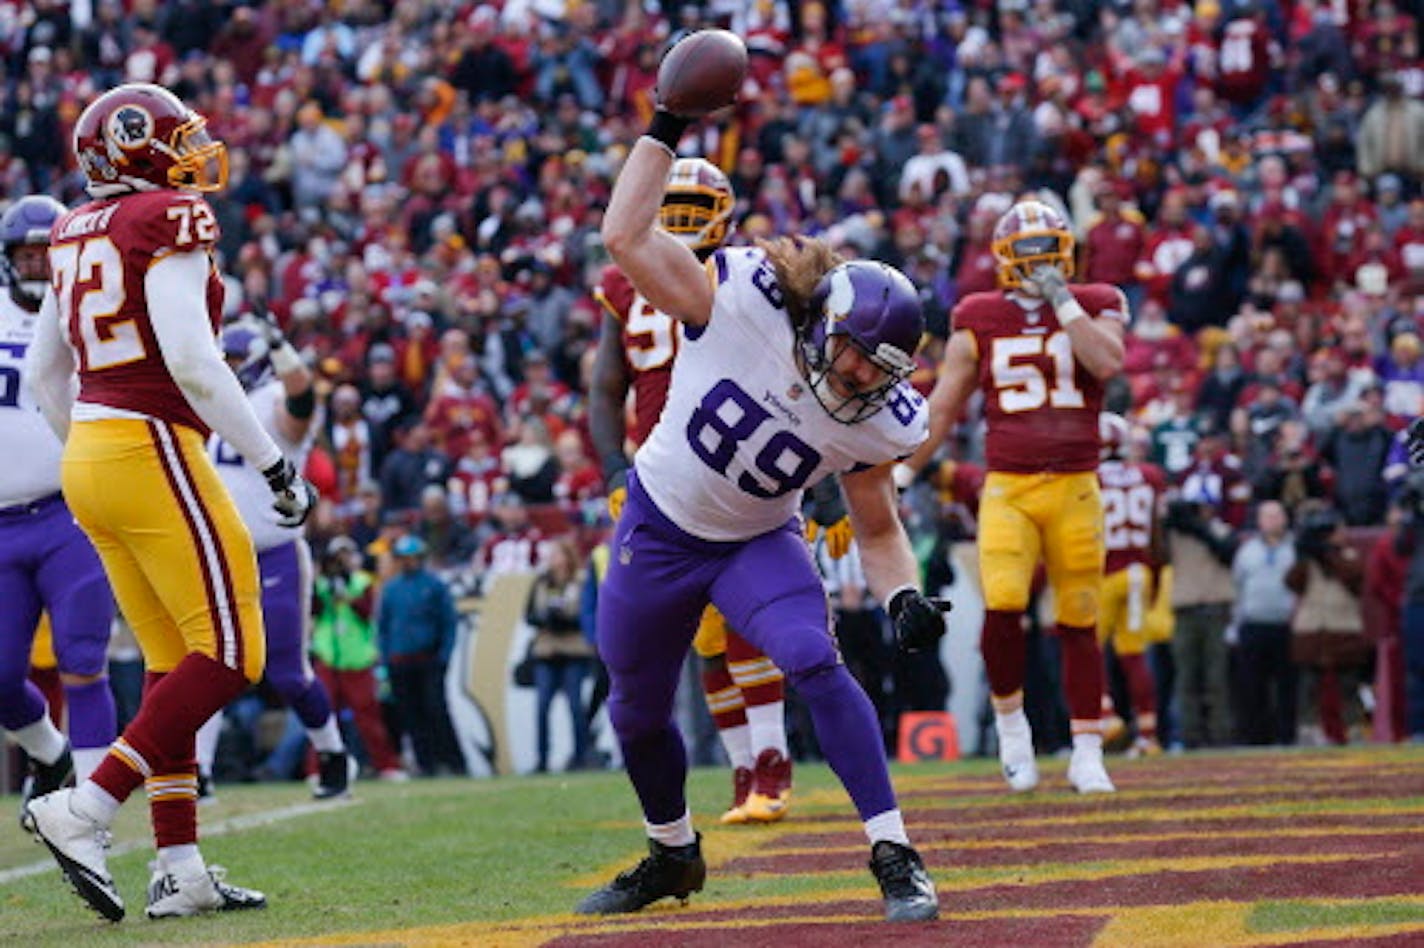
[575,834,706,914]
[869,841,939,922]
[19,746,73,831]
[313,751,350,800]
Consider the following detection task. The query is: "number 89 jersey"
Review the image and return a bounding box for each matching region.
[635,247,928,542]
[48,191,223,433]
[954,284,1128,473]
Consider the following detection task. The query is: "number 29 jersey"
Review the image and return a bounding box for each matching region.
[1099,458,1166,574]
[954,284,1128,474]
[635,247,928,542]
[48,190,224,433]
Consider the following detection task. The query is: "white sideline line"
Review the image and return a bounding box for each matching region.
[0,797,356,887]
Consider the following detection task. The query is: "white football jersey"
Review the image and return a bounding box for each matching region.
[1,292,64,508]
[209,380,317,552]
[635,247,928,541]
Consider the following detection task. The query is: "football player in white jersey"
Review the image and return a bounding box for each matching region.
[0,196,118,811]
[197,312,349,799]
[575,112,945,923]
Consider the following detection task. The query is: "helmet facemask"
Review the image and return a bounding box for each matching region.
[158,114,228,192]
[659,159,733,256]
[991,200,1075,291]
[802,330,915,424]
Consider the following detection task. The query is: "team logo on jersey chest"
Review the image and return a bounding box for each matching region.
[108,105,154,150]
[787,383,803,401]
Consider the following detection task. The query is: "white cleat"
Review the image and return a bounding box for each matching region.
[1067,748,1117,794]
[146,862,266,919]
[25,789,124,922]
[998,731,1040,793]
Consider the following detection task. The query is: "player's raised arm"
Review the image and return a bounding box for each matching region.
[602,138,715,328]
[601,31,745,328]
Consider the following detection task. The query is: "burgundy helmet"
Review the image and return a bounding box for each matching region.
[73,83,227,197]
[801,260,923,424]
[660,158,735,256]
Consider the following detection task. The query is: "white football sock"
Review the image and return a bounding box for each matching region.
[718,722,753,771]
[308,716,345,754]
[864,809,910,846]
[645,810,696,848]
[746,701,789,758]
[13,715,66,765]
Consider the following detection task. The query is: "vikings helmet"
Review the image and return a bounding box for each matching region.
[221,317,272,391]
[660,158,734,257]
[0,195,65,309]
[1100,412,1131,460]
[73,83,228,198]
[991,199,1075,291]
[801,260,923,424]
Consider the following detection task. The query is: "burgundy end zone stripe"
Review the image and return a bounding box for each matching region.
[145,420,242,672]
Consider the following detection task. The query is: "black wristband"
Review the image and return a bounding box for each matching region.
[646,110,692,152]
[262,459,288,490]
[285,386,317,420]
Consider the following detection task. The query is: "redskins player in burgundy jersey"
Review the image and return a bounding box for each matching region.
[907,199,1127,794]
[590,159,847,824]
[1097,413,1167,757]
[26,83,314,921]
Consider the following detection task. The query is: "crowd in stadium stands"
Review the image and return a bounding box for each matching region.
[3,0,1423,779]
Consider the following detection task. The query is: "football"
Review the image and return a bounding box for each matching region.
[656,29,748,118]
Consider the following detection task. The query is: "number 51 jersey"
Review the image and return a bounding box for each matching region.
[48,190,224,432]
[955,284,1128,474]
[635,247,928,542]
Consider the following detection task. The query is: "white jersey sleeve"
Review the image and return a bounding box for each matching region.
[210,380,318,551]
[0,295,64,507]
[634,248,927,541]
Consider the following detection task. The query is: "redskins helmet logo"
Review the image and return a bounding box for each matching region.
[108,105,155,150]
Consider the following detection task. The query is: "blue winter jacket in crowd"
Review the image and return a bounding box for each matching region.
[377,569,459,664]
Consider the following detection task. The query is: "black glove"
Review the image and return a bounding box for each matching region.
[263,458,317,528]
[1408,417,1424,468]
[889,588,951,653]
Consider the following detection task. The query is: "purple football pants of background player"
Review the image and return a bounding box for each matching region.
[258,539,332,730]
[0,493,116,751]
[598,471,897,825]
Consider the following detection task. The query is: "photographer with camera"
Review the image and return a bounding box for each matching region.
[1285,503,1370,744]
[1165,427,1249,750]
[312,537,406,781]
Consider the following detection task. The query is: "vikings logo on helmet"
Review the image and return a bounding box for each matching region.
[801,261,922,424]
[991,199,1075,291]
[660,158,734,257]
[1099,412,1132,460]
[0,195,66,309]
[74,83,228,197]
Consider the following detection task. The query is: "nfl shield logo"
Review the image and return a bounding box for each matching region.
[787,383,803,400]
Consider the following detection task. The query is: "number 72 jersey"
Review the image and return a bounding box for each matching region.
[48,190,224,433]
[954,284,1128,474]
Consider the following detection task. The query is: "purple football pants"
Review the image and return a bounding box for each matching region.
[258,540,331,729]
[598,471,896,825]
[0,493,116,750]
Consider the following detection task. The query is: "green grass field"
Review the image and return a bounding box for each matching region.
[3,748,1424,947]
[0,760,879,946]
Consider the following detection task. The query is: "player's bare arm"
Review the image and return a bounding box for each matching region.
[27,289,76,441]
[841,463,919,601]
[900,329,977,480]
[601,139,715,327]
[588,314,632,481]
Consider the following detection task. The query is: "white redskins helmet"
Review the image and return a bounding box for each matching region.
[991,198,1075,291]
[660,158,734,256]
[1100,412,1131,460]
